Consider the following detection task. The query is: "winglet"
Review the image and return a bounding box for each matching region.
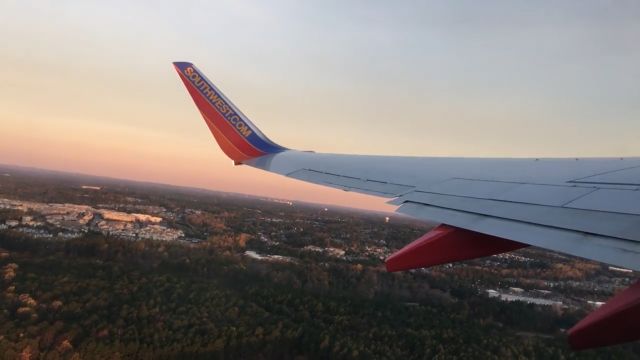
[173,62,287,163]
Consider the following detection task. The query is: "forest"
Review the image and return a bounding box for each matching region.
[2,231,638,359]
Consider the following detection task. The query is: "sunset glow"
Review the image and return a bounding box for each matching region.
[2,1,639,211]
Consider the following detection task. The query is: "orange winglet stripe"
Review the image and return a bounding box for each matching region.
[200,110,253,162]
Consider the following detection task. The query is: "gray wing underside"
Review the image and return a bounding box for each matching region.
[245,151,640,271]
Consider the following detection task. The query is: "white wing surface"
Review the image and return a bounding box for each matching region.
[248,152,640,270]
[174,61,640,271]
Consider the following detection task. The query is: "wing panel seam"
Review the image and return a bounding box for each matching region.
[401,200,636,244]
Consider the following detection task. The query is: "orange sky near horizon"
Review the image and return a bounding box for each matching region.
[0,114,393,211]
[1,1,639,212]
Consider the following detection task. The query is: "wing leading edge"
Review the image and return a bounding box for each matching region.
[174,62,640,349]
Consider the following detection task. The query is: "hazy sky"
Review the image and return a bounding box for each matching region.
[1,1,639,210]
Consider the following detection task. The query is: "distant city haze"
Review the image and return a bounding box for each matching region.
[1,1,639,211]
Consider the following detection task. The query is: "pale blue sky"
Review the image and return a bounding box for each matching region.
[1,1,639,208]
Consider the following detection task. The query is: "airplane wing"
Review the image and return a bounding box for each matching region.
[173,62,640,349]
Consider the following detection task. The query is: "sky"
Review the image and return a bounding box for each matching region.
[1,1,639,211]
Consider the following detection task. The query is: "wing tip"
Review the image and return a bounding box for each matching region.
[172,61,193,67]
[173,61,287,162]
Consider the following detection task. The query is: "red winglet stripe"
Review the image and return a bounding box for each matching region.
[200,110,254,162]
